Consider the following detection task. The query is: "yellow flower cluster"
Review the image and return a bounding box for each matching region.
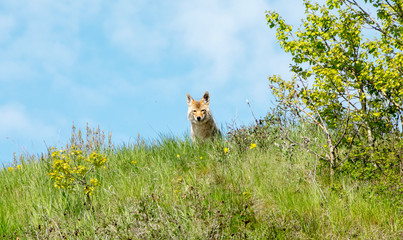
[48,146,107,195]
[84,178,101,195]
[88,152,107,167]
[242,190,251,200]
[84,186,95,195]
[8,164,23,173]
[48,152,70,188]
[90,178,100,186]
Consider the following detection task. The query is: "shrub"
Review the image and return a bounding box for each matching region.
[48,124,110,210]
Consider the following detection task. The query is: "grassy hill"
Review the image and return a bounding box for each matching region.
[1,124,402,239]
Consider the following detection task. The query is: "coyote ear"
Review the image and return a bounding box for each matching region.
[202,91,210,104]
[186,93,194,105]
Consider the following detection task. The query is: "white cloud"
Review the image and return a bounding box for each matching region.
[0,102,56,139]
[100,0,297,106]
[0,103,30,135]
[0,1,103,82]
[172,0,251,84]
[171,0,287,99]
[0,102,67,163]
[103,0,170,62]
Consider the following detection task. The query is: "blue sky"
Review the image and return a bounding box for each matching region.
[0,0,306,165]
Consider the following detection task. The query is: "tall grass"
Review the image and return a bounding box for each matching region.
[0,125,401,239]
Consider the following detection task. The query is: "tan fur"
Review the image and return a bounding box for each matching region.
[186,91,221,142]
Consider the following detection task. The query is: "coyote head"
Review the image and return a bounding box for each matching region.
[186,91,211,123]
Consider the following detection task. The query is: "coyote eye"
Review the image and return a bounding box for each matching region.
[201,109,206,112]
[193,110,197,113]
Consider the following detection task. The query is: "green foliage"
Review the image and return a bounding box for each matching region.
[265,0,403,192]
[227,110,283,152]
[48,147,106,196]
[341,134,403,200]
[47,124,109,209]
[0,122,402,239]
[1,1,403,236]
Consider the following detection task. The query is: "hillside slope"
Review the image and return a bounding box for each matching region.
[1,127,402,239]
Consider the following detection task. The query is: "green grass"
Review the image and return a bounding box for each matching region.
[1,131,402,239]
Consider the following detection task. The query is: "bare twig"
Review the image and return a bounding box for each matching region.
[49,217,63,239]
[309,156,327,203]
[298,75,337,167]
[334,87,352,150]
[344,0,386,34]
[337,124,364,167]
[246,99,258,124]
[284,134,327,161]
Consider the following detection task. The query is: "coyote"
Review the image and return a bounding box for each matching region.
[186,91,221,142]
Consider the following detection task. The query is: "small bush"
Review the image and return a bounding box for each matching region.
[48,124,110,210]
[227,110,283,152]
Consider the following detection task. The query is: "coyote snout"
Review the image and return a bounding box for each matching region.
[186,91,221,142]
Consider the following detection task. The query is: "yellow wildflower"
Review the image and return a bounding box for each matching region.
[8,167,13,172]
[224,148,229,154]
[17,165,22,170]
[131,161,137,164]
[90,178,100,186]
[84,186,95,195]
[243,191,251,199]
[250,143,257,149]
[177,154,180,158]
[200,156,203,159]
